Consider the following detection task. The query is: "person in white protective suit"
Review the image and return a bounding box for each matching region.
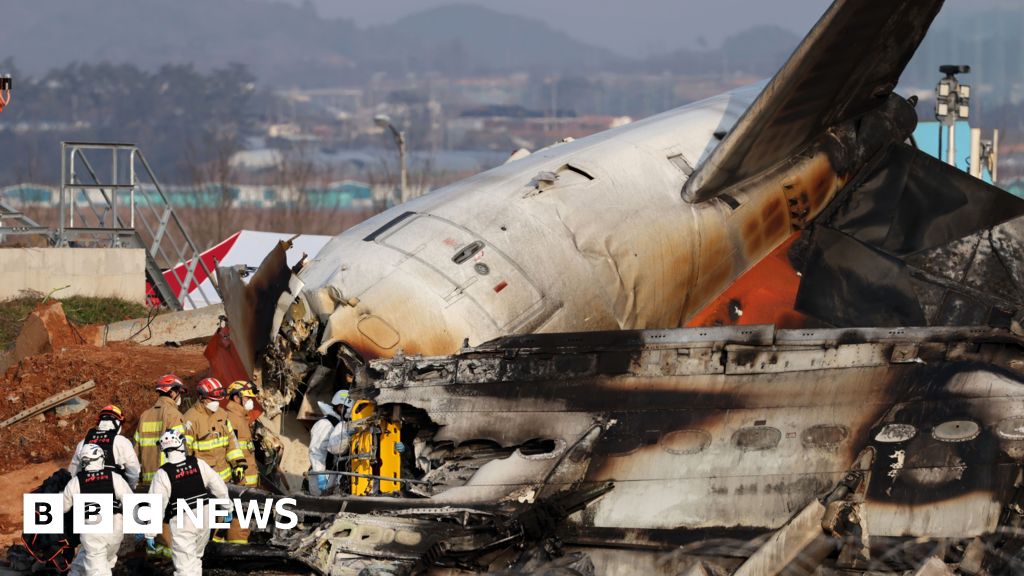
[308,389,353,496]
[146,428,228,576]
[61,443,133,576]
[67,404,141,489]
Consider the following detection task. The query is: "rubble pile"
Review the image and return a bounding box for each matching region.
[0,302,209,474]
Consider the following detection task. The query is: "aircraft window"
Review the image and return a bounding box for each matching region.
[932,420,980,443]
[661,429,711,455]
[519,438,558,456]
[733,426,781,452]
[452,240,485,265]
[801,425,848,450]
[394,531,422,546]
[995,416,1024,440]
[667,153,694,176]
[874,423,917,443]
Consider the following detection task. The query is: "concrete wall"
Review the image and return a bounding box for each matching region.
[0,248,146,303]
[103,303,223,345]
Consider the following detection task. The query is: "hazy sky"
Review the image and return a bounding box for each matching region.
[297,0,1015,58]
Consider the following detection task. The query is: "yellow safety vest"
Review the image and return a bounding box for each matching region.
[133,396,186,486]
[183,403,244,481]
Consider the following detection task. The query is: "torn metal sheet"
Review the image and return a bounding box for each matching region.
[796,144,1024,328]
[218,240,298,377]
[221,325,1024,574]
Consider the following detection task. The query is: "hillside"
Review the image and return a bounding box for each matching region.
[0,0,624,85]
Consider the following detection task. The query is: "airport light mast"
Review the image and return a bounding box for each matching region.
[374,114,408,207]
[935,65,970,167]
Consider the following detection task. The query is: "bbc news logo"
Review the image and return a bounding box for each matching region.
[24,494,298,534]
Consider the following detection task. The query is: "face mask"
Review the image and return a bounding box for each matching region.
[205,400,220,413]
[175,396,182,407]
[96,419,117,432]
[165,449,186,464]
[243,399,254,412]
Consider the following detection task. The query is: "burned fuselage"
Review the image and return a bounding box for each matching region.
[220,1,946,421]
[215,0,1024,573]
[251,325,1024,575]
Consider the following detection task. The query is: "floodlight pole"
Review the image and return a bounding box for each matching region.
[935,65,970,168]
[374,114,408,206]
[948,123,956,166]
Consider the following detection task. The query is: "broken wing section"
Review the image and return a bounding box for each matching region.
[683,0,944,202]
[218,240,305,378]
[796,144,1024,327]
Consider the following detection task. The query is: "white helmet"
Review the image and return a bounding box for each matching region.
[331,390,353,408]
[79,443,106,472]
[159,429,186,454]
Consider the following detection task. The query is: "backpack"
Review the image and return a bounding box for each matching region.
[20,468,77,573]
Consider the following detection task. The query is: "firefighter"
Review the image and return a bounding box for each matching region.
[182,377,246,484]
[308,389,352,496]
[224,381,259,486]
[146,429,229,576]
[135,374,188,489]
[67,404,141,489]
[62,443,133,576]
[218,380,259,544]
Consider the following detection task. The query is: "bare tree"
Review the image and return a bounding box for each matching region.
[181,133,239,248]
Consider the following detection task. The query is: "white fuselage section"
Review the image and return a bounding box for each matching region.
[295,82,844,359]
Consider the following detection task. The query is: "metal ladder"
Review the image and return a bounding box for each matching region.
[56,142,219,310]
[0,195,45,235]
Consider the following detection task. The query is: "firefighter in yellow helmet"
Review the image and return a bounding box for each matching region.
[182,378,246,483]
[219,380,259,544]
[68,404,141,489]
[224,381,259,484]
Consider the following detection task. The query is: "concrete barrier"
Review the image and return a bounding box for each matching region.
[0,248,146,303]
[102,303,223,346]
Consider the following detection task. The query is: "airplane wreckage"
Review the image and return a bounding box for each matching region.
[215,0,1024,574]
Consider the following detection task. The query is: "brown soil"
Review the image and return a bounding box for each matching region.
[0,301,213,557]
[0,459,63,549]
[0,341,209,475]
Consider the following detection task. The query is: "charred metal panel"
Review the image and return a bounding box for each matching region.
[796,144,1024,328]
[248,325,1024,574]
[827,145,1024,257]
[217,241,302,377]
[356,326,1024,540]
[725,342,890,374]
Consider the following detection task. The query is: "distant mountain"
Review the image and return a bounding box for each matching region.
[372,5,627,75]
[0,0,626,86]
[643,25,800,77]
[0,0,359,83]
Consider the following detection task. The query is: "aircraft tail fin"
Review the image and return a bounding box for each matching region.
[683,0,944,203]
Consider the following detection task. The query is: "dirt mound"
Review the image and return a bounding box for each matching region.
[6,301,101,363]
[0,341,209,475]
